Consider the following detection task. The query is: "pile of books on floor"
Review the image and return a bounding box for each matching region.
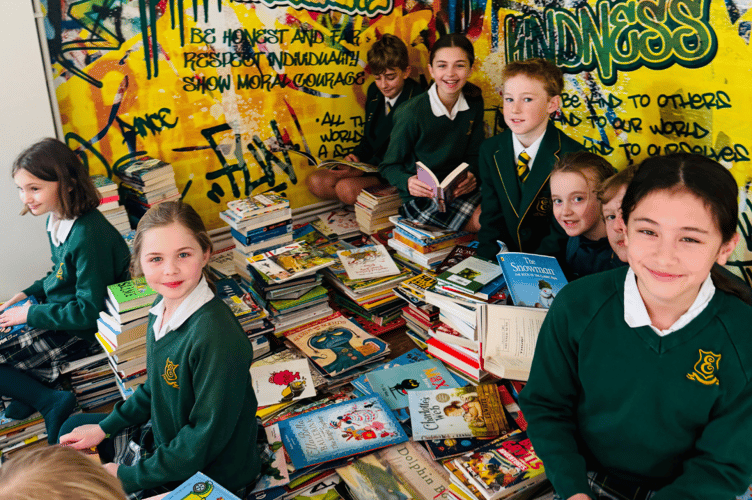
[220,193,293,261]
[92,174,130,235]
[95,277,155,400]
[115,157,179,225]
[214,277,271,360]
[64,352,119,410]
[0,404,46,455]
[354,184,401,234]
[388,216,475,271]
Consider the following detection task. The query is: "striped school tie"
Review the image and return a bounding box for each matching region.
[385,102,392,115]
[517,151,531,182]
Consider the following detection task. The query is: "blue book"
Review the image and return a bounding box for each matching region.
[230,222,291,246]
[277,395,408,469]
[0,296,39,346]
[350,348,430,394]
[496,252,568,308]
[162,472,240,500]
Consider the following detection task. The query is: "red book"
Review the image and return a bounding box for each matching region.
[498,385,528,431]
[427,337,486,382]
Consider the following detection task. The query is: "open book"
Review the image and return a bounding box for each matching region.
[481,304,548,381]
[290,150,378,173]
[416,161,469,212]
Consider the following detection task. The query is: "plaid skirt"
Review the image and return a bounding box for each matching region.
[552,471,656,500]
[400,191,481,232]
[0,328,93,383]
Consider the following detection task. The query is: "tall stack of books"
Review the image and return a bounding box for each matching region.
[387,216,475,271]
[64,353,121,410]
[114,157,179,225]
[91,174,130,235]
[214,278,271,360]
[0,407,46,455]
[354,185,401,234]
[96,278,156,399]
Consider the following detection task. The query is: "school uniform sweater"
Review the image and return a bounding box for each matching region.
[476,122,583,260]
[352,78,424,166]
[99,296,260,493]
[379,90,485,204]
[23,209,131,342]
[519,266,752,500]
[565,235,626,279]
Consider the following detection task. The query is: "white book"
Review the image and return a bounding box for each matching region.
[481,304,547,381]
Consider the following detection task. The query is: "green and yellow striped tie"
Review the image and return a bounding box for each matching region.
[517,151,531,182]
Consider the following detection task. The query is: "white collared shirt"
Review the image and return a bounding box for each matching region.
[150,277,215,341]
[428,83,469,121]
[385,91,401,115]
[47,213,76,247]
[623,268,715,336]
[512,132,545,173]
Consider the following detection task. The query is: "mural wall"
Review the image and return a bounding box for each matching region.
[42,0,752,276]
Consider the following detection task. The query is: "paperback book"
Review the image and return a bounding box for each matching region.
[481,304,547,382]
[496,252,568,308]
[106,277,157,312]
[162,472,240,500]
[0,296,38,345]
[336,244,400,280]
[277,395,408,469]
[248,242,336,283]
[416,161,469,212]
[437,256,503,296]
[336,453,419,500]
[290,150,379,173]
[250,358,317,407]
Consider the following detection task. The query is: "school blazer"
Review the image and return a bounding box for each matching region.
[477,122,584,260]
[352,78,424,165]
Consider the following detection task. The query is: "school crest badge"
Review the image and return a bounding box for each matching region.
[162,358,179,388]
[686,349,721,386]
[55,263,65,280]
[534,197,551,217]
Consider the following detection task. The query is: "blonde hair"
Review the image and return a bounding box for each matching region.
[552,151,615,191]
[131,201,215,290]
[597,163,638,204]
[0,446,127,500]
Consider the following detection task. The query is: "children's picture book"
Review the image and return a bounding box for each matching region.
[226,192,289,219]
[408,384,510,441]
[435,245,477,274]
[248,242,336,284]
[0,296,38,344]
[250,358,316,407]
[277,395,408,469]
[290,149,379,173]
[416,161,469,212]
[161,471,240,500]
[451,430,546,500]
[250,424,291,493]
[336,452,419,500]
[437,256,503,296]
[106,277,157,312]
[376,441,455,500]
[496,252,568,308]
[366,359,461,417]
[481,304,547,382]
[283,312,389,376]
[336,244,400,280]
[314,207,359,238]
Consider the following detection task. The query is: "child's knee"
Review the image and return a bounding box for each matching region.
[334,181,361,205]
[306,171,332,198]
[463,206,482,232]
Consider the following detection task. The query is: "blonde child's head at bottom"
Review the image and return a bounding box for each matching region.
[0,446,127,500]
[550,151,615,241]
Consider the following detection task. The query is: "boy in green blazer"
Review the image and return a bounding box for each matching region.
[477,59,583,260]
[307,34,423,205]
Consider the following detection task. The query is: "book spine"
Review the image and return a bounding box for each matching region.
[231,223,292,246]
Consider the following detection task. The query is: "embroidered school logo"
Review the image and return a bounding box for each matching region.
[534,198,551,216]
[55,263,65,280]
[687,349,721,385]
[162,358,179,388]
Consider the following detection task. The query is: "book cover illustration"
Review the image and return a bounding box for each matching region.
[249,242,335,283]
[289,149,379,174]
[0,296,39,344]
[336,244,400,280]
[284,312,389,376]
[408,385,509,441]
[496,252,568,308]
[107,277,157,310]
[250,424,291,493]
[162,471,240,500]
[376,441,454,500]
[314,207,359,237]
[227,193,289,219]
[435,245,478,274]
[277,395,408,469]
[438,256,503,295]
[336,452,419,500]
[250,359,317,407]
[251,350,328,389]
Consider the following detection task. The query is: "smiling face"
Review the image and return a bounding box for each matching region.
[551,170,606,240]
[603,185,628,262]
[139,222,210,312]
[14,168,62,217]
[625,189,738,319]
[428,46,472,107]
[502,74,559,147]
[374,66,411,100]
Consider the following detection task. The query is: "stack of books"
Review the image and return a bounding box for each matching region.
[63,353,121,410]
[436,255,507,303]
[114,157,179,225]
[387,216,475,270]
[96,278,156,399]
[214,278,271,358]
[0,407,46,455]
[220,193,293,261]
[354,185,401,234]
[91,174,130,235]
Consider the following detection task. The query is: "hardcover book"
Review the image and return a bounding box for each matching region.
[336,244,400,280]
[496,252,568,308]
[437,256,503,296]
[283,312,389,376]
[376,441,455,500]
[336,453,419,500]
[416,161,469,212]
[277,395,408,469]
[0,296,39,345]
[248,242,336,284]
[162,472,240,500]
[250,358,316,407]
[408,385,510,441]
[250,424,291,493]
[106,277,157,312]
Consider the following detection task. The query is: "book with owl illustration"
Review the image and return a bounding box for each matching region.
[336,244,400,280]
[250,358,317,407]
[162,471,240,500]
[277,395,408,469]
[283,312,389,376]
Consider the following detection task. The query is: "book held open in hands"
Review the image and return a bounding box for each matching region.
[416,161,470,212]
[290,149,379,173]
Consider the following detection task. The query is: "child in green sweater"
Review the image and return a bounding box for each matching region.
[0,138,130,443]
[59,201,260,498]
[520,153,752,500]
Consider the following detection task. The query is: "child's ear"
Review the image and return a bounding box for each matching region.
[547,95,561,114]
[201,248,211,268]
[716,232,740,265]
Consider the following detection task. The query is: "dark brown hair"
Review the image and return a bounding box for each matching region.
[502,58,564,97]
[367,33,410,74]
[12,138,100,219]
[131,201,215,291]
[552,151,615,188]
[428,33,480,97]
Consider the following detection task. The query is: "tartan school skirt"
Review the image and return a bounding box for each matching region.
[400,191,481,232]
[0,328,94,383]
[552,471,656,500]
